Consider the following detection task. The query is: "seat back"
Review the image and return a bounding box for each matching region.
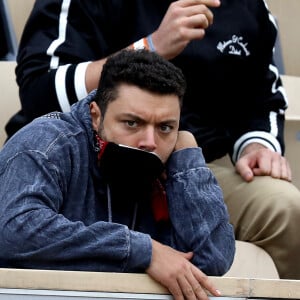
[0,61,20,147]
[224,241,279,278]
[0,0,17,60]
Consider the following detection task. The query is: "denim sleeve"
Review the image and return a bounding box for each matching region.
[165,147,235,275]
[0,150,151,272]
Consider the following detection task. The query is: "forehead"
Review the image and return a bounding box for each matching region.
[106,84,180,119]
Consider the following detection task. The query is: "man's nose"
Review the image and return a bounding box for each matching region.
[138,127,157,152]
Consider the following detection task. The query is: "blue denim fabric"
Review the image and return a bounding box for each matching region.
[166,148,235,275]
[0,92,235,274]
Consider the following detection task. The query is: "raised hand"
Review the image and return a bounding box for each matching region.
[152,0,221,60]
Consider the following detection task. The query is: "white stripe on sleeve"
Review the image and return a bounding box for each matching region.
[74,62,91,101]
[55,64,71,112]
[46,0,72,69]
[232,130,282,163]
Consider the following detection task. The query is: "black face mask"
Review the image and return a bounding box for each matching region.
[99,143,167,231]
[99,142,165,207]
[99,142,165,186]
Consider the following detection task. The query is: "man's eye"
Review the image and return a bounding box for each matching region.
[126,120,138,128]
[160,124,172,133]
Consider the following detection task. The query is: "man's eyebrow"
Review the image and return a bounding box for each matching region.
[119,113,144,121]
[160,119,178,125]
[119,113,178,124]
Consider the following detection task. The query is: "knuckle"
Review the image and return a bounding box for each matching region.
[184,288,194,297]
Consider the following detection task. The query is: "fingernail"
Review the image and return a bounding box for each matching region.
[216,289,222,296]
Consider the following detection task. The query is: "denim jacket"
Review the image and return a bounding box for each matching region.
[0,92,235,275]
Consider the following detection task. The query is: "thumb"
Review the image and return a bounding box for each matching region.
[236,161,254,182]
[241,170,254,182]
[181,251,194,260]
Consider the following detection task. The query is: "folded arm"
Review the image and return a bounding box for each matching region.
[165,132,235,275]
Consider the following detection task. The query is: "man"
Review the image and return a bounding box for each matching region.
[5,0,300,279]
[0,49,235,300]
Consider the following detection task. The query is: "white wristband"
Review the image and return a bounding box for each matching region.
[146,34,156,52]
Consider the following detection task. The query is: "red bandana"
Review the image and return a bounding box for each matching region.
[152,179,169,222]
[94,131,108,160]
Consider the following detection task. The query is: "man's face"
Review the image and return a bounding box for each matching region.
[98,83,180,163]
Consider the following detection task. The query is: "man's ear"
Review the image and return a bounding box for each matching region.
[89,101,101,131]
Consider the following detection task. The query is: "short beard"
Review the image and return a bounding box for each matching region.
[97,119,106,141]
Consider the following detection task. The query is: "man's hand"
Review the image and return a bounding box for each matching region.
[175,130,198,151]
[235,143,292,182]
[146,240,221,300]
[152,0,221,60]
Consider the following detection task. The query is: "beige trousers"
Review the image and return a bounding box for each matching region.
[208,162,300,279]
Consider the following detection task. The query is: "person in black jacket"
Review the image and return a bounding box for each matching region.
[5,0,300,279]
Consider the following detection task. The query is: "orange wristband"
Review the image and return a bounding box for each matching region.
[130,34,156,52]
[130,37,150,50]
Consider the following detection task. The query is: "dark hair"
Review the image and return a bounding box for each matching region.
[95,49,186,116]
